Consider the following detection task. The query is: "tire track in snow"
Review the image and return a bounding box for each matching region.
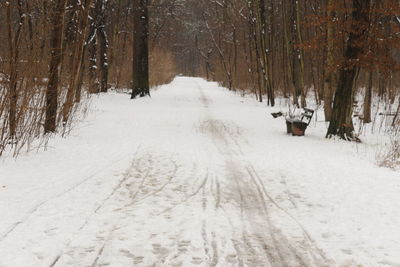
[196,81,330,266]
[49,156,142,267]
[218,183,258,267]
[112,153,178,211]
[226,160,275,265]
[0,146,142,244]
[210,231,219,267]
[245,164,329,265]
[202,117,288,265]
[244,163,301,266]
[198,84,282,265]
[218,113,328,265]
[157,172,208,216]
[18,79,334,266]
[50,151,180,267]
[201,178,212,265]
[89,226,116,267]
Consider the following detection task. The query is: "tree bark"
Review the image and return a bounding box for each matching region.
[295,0,306,108]
[98,0,109,93]
[363,71,373,124]
[6,1,24,138]
[45,0,67,133]
[258,0,274,106]
[281,0,297,106]
[87,2,100,94]
[323,0,336,121]
[131,0,150,99]
[326,0,372,140]
[63,0,92,123]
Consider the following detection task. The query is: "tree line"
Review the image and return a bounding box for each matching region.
[0,0,176,155]
[0,0,400,156]
[170,0,400,140]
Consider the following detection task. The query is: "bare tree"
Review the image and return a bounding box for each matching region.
[6,0,24,138]
[327,0,372,140]
[45,0,67,133]
[131,0,150,98]
[63,0,92,123]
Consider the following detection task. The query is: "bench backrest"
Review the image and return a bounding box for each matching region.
[301,108,314,125]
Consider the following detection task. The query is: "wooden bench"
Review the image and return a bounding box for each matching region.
[286,108,314,136]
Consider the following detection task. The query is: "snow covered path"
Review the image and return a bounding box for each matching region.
[1,77,400,267]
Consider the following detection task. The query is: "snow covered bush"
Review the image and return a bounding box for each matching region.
[379,136,400,169]
[378,113,400,169]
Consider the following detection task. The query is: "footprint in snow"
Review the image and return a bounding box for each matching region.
[191,256,203,264]
[226,254,238,263]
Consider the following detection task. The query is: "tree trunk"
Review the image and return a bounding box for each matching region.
[323,0,335,121]
[45,0,67,133]
[295,0,306,108]
[282,0,297,106]
[378,71,386,99]
[87,3,100,94]
[109,0,121,75]
[62,0,92,123]
[259,0,274,106]
[98,0,109,93]
[6,1,24,138]
[131,0,150,99]
[363,71,373,124]
[284,0,300,106]
[326,0,371,140]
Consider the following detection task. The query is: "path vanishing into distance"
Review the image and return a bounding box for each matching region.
[1,77,400,267]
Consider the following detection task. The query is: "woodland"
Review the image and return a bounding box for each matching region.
[2,1,400,265]
[0,0,400,164]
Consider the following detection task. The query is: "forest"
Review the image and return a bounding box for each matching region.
[2,1,400,266]
[0,0,400,163]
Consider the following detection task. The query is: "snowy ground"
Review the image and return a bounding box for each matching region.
[0,77,399,267]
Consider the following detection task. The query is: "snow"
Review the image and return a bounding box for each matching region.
[0,77,399,267]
